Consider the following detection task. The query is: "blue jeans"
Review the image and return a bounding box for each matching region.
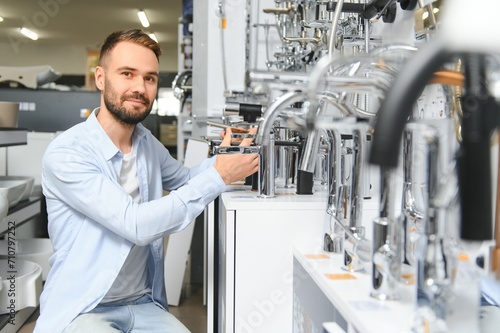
[63,294,190,333]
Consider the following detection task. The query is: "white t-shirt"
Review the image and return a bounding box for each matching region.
[101,150,151,303]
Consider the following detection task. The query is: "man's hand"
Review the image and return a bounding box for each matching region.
[213,127,259,185]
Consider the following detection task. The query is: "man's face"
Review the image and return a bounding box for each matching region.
[98,41,159,125]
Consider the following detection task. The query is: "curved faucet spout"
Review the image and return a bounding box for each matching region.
[255,90,352,147]
[255,91,307,147]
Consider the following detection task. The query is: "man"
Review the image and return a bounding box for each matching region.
[34,29,259,333]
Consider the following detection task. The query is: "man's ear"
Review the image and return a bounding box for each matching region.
[94,66,105,91]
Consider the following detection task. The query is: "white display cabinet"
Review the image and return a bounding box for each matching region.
[212,189,327,333]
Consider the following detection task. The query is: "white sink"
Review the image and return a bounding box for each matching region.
[0,179,28,207]
[0,238,53,281]
[0,176,35,202]
[0,259,42,314]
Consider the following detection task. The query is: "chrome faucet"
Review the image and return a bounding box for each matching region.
[370,166,401,300]
[401,125,427,267]
[255,91,309,198]
[258,131,276,198]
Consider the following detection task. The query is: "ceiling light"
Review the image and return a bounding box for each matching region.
[20,27,38,40]
[137,10,150,28]
[148,33,158,43]
[0,17,4,22]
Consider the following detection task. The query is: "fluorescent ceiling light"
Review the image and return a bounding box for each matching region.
[137,10,150,28]
[20,27,38,40]
[148,33,158,43]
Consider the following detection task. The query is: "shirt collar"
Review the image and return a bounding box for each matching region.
[86,108,148,161]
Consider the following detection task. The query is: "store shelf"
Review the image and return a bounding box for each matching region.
[0,128,41,332]
[0,129,27,147]
[0,307,37,332]
[0,195,42,332]
[293,244,416,333]
[0,196,42,237]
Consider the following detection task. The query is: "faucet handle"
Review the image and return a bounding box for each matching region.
[214,146,260,155]
[231,133,256,139]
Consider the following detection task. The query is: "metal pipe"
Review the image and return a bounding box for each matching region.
[299,126,322,174]
[349,126,366,229]
[364,15,370,52]
[370,166,401,300]
[324,128,342,253]
[342,125,368,272]
[402,126,426,225]
[326,129,342,217]
[249,70,310,85]
[327,0,344,59]
[401,125,427,267]
[258,131,276,198]
[403,123,451,319]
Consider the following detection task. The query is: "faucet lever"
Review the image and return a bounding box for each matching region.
[215,146,260,155]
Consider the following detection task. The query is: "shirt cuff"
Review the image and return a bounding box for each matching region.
[187,165,227,204]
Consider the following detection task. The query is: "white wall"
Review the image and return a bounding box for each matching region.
[0,40,179,75]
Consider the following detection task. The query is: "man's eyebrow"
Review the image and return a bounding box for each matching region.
[116,66,137,72]
[116,66,159,77]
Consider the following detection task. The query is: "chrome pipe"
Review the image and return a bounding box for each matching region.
[336,123,369,272]
[371,217,401,301]
[327,0,344,58]
[349,126,366,229]
[300,128,321,174]
[404,123,452,324]
[401,125,427,265]
[370,167,401,301]
[324,128,342,253]
[249,70,310,85]
[326,129,342,217]
[258,131,276,198]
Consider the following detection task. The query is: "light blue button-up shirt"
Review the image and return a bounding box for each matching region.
[34,110,226,333]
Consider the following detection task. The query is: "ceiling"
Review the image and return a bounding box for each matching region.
[0,0,183,50]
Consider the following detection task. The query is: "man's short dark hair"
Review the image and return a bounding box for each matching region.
[98,29,162,66]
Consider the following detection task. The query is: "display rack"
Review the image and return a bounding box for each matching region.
[0,128,42,332]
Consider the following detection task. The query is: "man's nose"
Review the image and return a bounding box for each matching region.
[131,76,147,94]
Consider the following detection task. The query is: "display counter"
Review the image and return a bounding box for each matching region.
[292,243,416,333]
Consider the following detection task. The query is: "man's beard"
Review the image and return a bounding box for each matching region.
[103,82,152,125]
